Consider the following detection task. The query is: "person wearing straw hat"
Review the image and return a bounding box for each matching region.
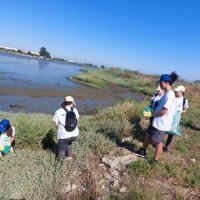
[163,85,188,152]
[53,96,79,162]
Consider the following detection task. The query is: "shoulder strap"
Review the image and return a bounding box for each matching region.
[182,97,186,109]
[62,106,68,113]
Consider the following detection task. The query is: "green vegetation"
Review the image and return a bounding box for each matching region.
[0,68,200,199]
[73,68,159,95]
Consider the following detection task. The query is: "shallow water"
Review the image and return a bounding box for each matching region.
[0,53,144,114]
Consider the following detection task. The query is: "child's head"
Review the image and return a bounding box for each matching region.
[0,119,11,134]
[174,85,185,97]
[155,85,164,95]
[156,71,179,90]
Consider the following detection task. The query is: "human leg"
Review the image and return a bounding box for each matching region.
[58,139,67,161]
[151,127,165,161]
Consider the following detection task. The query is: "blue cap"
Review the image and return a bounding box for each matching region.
[0,119,10,133]
[156,74,172,83]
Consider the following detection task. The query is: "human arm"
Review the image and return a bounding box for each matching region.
[53,110,59,127]
[153,107,168,117]
[9,136,15,146]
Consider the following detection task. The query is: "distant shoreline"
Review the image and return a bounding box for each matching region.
[0,48,100,69]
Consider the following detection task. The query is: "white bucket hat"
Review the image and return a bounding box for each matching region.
[64,96,76,105]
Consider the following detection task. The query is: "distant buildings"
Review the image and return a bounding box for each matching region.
[0,45,18,51]
[0,45,39,56]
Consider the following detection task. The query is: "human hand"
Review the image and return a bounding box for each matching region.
[143,111,152,118]
[0,144,4,151]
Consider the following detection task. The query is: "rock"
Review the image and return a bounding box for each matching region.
[71,184,77,191]
[112,179,120,188]
[102,154,138,171]
[119,186,127,193]
[121,136,132,143]
[63,184,71,193]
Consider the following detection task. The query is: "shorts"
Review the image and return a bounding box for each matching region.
[147,125,165,145]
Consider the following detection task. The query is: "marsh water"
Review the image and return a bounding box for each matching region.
[0,53,144,114]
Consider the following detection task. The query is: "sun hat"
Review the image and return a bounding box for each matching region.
[0,119,10,133]
[174,85,185,92]
[64,96,76,105]
[155,85,161,90]
[156,74,171,83]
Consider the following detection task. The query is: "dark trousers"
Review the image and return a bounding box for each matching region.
[58,137,77,161]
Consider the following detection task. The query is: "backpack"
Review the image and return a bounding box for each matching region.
[62,107,77,132]
[150,93,159,108]
[182,97,186,110]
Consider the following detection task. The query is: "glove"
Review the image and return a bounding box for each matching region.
[3,145,10,154]
[0,144,4,151]
[144,107,151,112]
[143,111,152,118]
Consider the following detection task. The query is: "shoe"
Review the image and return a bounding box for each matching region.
[133,148,147,159]
[149,159,159,165]
[65,157,72,161]
[163,146,169,152]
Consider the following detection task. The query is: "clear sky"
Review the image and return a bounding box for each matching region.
[0,0,200,80]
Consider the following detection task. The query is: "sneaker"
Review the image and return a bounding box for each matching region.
[149,159,159,165]
[163,146,169,152]
[65,157,72,161]
[133,148,147,159]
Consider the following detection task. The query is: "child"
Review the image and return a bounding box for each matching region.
[53,96,79,162]
[135,72,179,164]
[0,119,16,159]
[149,85,164,123]
[163,85,188,152]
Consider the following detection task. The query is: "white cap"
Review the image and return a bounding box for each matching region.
[64,96,76,105]
[155,85,161,91]
[174,85,185,92]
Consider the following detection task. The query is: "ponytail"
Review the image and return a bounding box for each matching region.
[170,71,179,85]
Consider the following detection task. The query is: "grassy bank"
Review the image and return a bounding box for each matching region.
[73,68,197,97]
[0,70,200,199]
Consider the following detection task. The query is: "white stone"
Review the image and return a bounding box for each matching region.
[63,184,71,193]
[71,184,77,191]
[119,186,127,193]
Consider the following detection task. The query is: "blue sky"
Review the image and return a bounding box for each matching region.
[0,0,200,80]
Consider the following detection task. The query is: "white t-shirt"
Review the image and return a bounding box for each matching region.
[174,97,188,113]
[0,126,16,146]
[53,107,79,139]
[153,90,176,131]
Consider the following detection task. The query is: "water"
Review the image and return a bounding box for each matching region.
[0,53,90,89]
[0,53,144,114]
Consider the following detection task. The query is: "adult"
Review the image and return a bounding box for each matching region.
[135,72,179,164]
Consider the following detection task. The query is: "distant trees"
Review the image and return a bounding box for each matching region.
[28,51,32,55]
[17,49,23,53]
[39,47,51,58]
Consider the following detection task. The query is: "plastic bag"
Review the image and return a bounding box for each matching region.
[166,111,182,136]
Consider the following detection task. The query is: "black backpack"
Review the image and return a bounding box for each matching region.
[182,97,186,110]
[62,107,77,132]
